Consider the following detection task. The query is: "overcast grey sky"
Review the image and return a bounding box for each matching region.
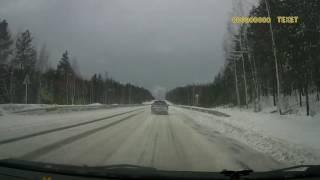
[0,0,233,92]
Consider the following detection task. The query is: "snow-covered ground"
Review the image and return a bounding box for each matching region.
[0,106,144,141]
[1,101,319,170]
[255,95,320,116]
[0,104,55,114]
[176,105,320,166]
[0,103,146,115]
[0,103,107,114]
[0,106,285,171]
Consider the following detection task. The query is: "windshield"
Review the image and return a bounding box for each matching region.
[0,0,319,173]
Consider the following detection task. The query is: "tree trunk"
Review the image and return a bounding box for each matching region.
[38,76,42,104]
[264,0,281,114]
[299,87,302,107]
[9,71,14,103]
[272,79,276,106]
[239,29,248,108]
[66,75,69,105]
[248,51,260,111]
[305,78,310,116]
[234,59,241,108]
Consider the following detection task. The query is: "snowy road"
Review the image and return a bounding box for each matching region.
[0,106,285,172]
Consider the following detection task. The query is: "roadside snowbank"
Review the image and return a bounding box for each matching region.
[0,104,55,113]
[215,107,320,149]
[175,106,320,166]
[0,103,145,115]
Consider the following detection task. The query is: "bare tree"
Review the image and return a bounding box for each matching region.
[264,0,282,114]
[36,43,50,103]
[71,57,80,105]
[224,19,241,108]
[37,43,50,73]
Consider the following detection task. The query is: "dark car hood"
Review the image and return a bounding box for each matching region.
[0,159,320,180]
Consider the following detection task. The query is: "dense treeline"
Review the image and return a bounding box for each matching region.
[0,19,153,104]
[167,0,320,115]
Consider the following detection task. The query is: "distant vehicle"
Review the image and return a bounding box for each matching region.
[151,100,169,115]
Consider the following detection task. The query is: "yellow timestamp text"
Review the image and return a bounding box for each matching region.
[232,16,271,24]
[277,16,298,23]
[232,16,299,24]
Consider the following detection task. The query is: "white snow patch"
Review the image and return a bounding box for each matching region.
[88,103,103,106]
[174,106,320,166]
[0,104,55,113]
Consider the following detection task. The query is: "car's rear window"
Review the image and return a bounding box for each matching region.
[153,101,166,105]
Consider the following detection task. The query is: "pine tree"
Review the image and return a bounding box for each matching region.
[56,50,74,104]
[36,44,50,103]
[0,19,13,102]
[10,30,37,103]
[0,19,13,65]
[12,30,36,72]
[57,50,73,76]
